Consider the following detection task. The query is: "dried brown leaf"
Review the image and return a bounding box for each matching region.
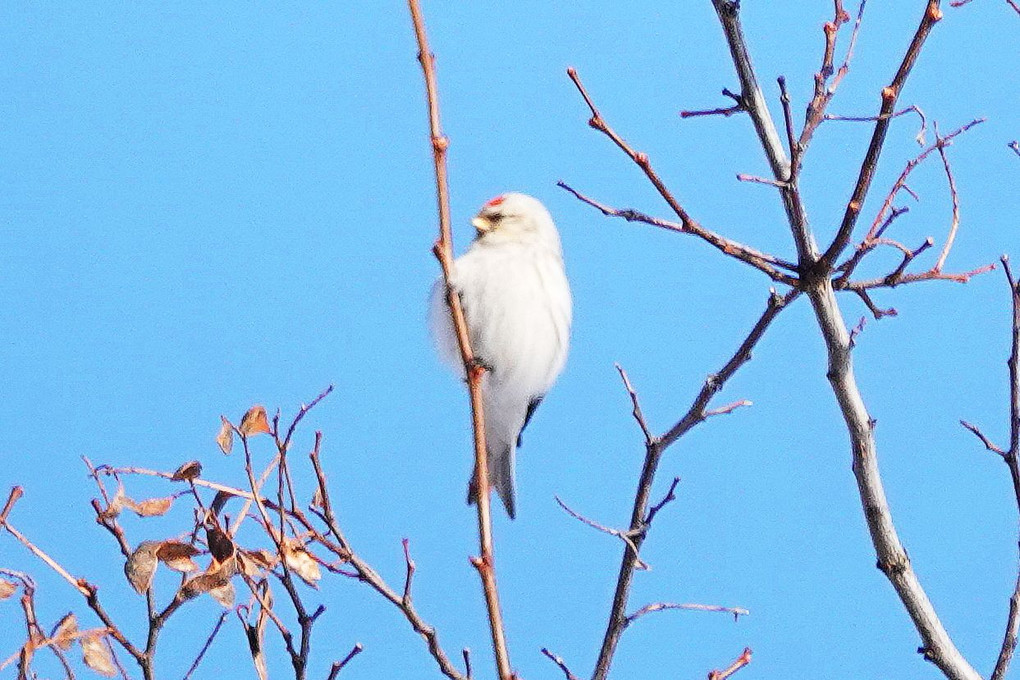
[180,572,230,600]
[103,482,128,519]
[51,612,79,651]
[81,633,116,677]
[209,581,235,608]
[156,541,200,572]
[125,541,160,594]
[310,487,324,510]
[0,579,16,600]
[172,460,203,481]
[216,417,234,455]
[130,496,174,517]
[238,406,271,437]
[238,549,278,577]
[282,538,321,587]
[206,525,236,563]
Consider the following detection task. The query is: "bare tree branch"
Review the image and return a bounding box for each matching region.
[557,181,798,284]
[709,0,817,263]
[406,3,511,679]
[979,256,1020,680]
[591,288,797,680]
[819,1,944,269]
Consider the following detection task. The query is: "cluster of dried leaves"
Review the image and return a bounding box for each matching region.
[1,395,363,680]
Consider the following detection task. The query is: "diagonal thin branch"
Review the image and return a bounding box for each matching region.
[564,68,808,279]
[555,496,649,571]
[557,181,798,284]
[591,288,797,680]
[303,437,466,680]
[541,648,581,680]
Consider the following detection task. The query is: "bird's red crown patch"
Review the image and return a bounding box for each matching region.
[484,195,506,208]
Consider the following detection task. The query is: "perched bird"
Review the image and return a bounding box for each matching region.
[430,193,572,519]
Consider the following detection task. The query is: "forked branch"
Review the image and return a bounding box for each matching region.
[591,289,795,680]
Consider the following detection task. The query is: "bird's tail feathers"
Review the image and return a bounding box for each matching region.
[466,440,517,520]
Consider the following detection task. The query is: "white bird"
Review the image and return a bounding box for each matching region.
[430,193,572,519]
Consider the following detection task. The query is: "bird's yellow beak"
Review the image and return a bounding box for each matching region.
[471,216,493,234]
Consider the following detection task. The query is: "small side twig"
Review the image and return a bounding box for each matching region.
[540,648,581,680]
[624,602,749,629]
[615,365,655,446]
[327,643,364,680]
[555,497,648,571]
[680,88,745,119]
[708,647,753,680]
[181,613,229,680]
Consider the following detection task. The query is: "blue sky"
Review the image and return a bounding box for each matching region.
[2,2,1018,679]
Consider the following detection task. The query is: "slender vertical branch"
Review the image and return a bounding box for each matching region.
[406,3,512,679]
[990,256,1020,680]
[709,0,818,264]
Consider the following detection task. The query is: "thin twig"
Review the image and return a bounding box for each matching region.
[327,643,364,680]
[708,647,753,680]
[554,496,648,571]
[960,420,1005,457]
[644,477,681,527]
[825,105,928,145]
[540,648,581,680]
[615,365,655,446]
[556,181,798,284]
[933,124,961,272]
[181,613,228,680]
[624,602,749,628]
[407,4,510,679]
[305,436,466,680]
[681,89,744,119]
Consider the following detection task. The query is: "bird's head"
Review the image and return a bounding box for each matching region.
[471,193,562,253]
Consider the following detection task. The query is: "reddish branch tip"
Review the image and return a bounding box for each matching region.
[881,86,896,101]
[432,136,449,152]
[824,21,837,35]
[566,66,577,77]
[928,5,944,20]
